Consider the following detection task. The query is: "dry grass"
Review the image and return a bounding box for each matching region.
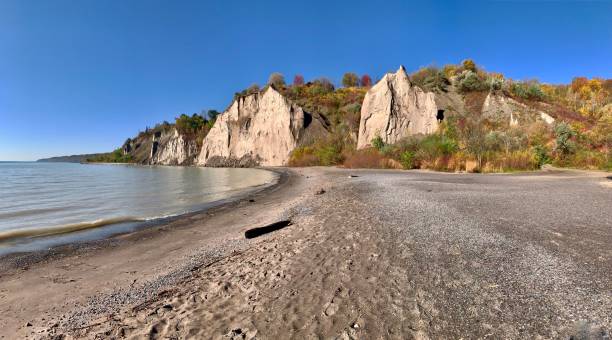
[288,154,320,167]
[288,147,320,167]
[343,149,399,169]
[484,151,536,172]
[464,91,488,115]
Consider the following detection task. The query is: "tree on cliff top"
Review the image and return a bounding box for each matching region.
[361,74,372,87]
[268,72,286,88]
[293,74,305,86]
[342,72,360,88]
[175,113,207,135]
[206,109,219,121]
[461,59,477,73]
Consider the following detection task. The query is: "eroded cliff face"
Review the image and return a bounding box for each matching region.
[122,128,199,165]
[150,129,200,165]
[482,92,555,126]
[197,86,313,167]
[357,66,439,149]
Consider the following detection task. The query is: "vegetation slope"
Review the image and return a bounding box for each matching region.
[91,60,611,172]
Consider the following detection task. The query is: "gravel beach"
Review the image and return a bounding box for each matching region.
[0,167,610,339]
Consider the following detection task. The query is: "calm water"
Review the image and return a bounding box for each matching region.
[0,162,277,254]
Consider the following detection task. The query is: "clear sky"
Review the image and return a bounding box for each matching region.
[1,0,610,161]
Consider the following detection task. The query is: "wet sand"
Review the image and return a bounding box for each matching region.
[0,167,610,339]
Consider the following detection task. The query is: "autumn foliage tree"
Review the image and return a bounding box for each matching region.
[566,77,610,119]
[342,72,360,88]
[461,59,477,73]
[293,74,305,86]
[361,74,372,87]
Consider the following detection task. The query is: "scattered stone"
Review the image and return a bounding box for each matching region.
[26,322,32,327]
[162,304,173,310]
[353,323,359,329]
[315,189,326,195]
[249,199,255,202]
[348,175,359,178]
[324,303,339,316]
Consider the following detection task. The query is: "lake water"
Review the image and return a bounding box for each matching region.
[0,162,277,255]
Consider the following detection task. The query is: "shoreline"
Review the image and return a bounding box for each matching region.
[0,167,287,270]
[0,167,609,338]
[0,166,284,261]
[0,166,304,337]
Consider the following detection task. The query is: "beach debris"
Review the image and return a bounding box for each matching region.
[348,175,359,178]
[227,328,246,339]
[245,220,292,239]
[249,199,255,202]
[315,188,326,195]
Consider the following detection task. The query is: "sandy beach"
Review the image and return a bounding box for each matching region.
[0,167,610,339]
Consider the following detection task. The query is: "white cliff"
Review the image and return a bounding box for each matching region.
[150,129,199,165]
[482,92,555,126]
[357,66,439,149]
[121,127,199,165]
[197,86,308,167]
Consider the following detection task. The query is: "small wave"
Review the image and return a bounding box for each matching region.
[0,217,142,242]
[0,207,70,219]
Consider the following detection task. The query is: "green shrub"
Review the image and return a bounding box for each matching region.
[418,134,458,162]
[487,77,504,91]
[533,144,551,167]
[289,129,349,166]
[371,136,385,151]
[457,70,487,92]
[400,151,415,169]
[410,67,450,92]
[510,82,545,100]
[175,113,207,135]
[87,148,133,163]
[485,131,505,152]
[604,151,612,171]
[314,144,343,166]
[554,122,576,156]
[527,83,545,100]
[438,135,459,155]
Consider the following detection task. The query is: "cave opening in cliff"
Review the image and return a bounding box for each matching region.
[437,109,445,122]
[304,112,312,128]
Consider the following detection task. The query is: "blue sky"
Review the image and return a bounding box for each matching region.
[1,0,610,161]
